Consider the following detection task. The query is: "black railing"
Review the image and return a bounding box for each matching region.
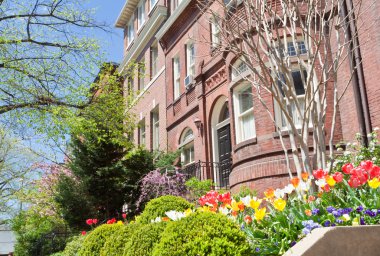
[179,160,232,189]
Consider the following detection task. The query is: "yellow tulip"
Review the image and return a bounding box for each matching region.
[273,198,286,211]
[368,178,380,189]
[325,175,336,187]
[117,220,123,225]
[231,200,245,212]
[249,198,262,209]
[184,208,193,216]
[254,208,266,221]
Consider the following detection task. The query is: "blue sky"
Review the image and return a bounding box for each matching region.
[87,0,126,63]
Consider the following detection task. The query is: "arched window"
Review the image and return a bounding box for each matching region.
[179,128,194,165]
[219,102,230,123]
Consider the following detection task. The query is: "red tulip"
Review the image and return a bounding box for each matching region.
[244,215,252,224]
[122,213,127,219]
[81,231,87,236]
[92,219,98,225]
[333,172,343,183]
[342,163,354,174]
[313,169,328,180]
[360,160,373,171]
[348,176,361,188]
[86,219,93,225]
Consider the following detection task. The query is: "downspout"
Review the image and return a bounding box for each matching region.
[341,0,372,146]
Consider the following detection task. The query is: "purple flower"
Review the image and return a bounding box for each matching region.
[336,219,343,224]
[364,209,377,217]
[331,223,336,227]
[255,248,260,252]
[343,208,353,214]
[323,220,331,227]
[290,241,297,247]
[356,205,364,212]
[360,217,366,225]
[302,220,321,235]
[312,208,320,215]
[332,210,342,218]
[240,224,245,230]
[326,206,335,213]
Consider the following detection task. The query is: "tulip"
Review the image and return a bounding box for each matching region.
[122,213,127,219]
[368,178,380,189]
[254,208,266,221]
[304,209,312,216]
[301,172,309,181]
[244,215,252,224]
[342,163,354,174]
[290,177,300,188]
[313,169,328,180]
[81,231,86,236]
[332,172,343,183]
[325,175,336,187]
[92,219,98,225]
[264,188,275,199]
[273,198,286,211]
[231,200,245,211]
[249,198,262,209]
[86,219,93,225]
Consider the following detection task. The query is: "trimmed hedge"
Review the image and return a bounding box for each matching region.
[78,224,123,256]
[52,235,85,256]
[124,222,167,256]
[152,212,251,256]
[100,223,142,256]
[136,195,193,224]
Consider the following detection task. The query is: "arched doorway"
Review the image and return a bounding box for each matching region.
[211,96,232,188]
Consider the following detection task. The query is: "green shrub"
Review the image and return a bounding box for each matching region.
[78,224,123,256]
[152,212,251,256]
[124,222,167,256]
[100,223,142,256]
[185,177,214,203]
[56,235,85,256]
[136,195,193,224]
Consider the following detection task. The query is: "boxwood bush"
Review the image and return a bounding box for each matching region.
[136,195,193,224]
[152,212,251,256]
[78,224,123,256]
[124,222,167,256]
[51,235,85,256]
[100,223,142,256]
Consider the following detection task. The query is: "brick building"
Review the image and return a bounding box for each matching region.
[116,0,380,194]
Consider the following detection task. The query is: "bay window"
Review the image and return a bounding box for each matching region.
[233,83,255,143]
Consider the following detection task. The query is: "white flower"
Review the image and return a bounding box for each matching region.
[274,188,285,199]
[151,217,162,223]
[165,210,186,221]
[342,214,350,222]
[298,180,310,191]
[218,207,230,215]
[344,151,352,156]
[374,127,379,131]
[240,195,251,207]
[315,179,326,188]
[372,157,377,161]
[283,184,295,194]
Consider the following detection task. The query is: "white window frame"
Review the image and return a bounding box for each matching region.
[138,58,145,90]
[231,58,249,81]
[211,17,221,47]
[150,0,158,12]
[186,42,195,76]
[152,108,159,150]
[127,16,135,46]
[171,0,183,12]
[274,69,308,130]
[179,128,195,166]
[233,83,256,144]
[173,55,180,99]
[138,119,146,146]
[150,44,158,79]
[137,0,146,30]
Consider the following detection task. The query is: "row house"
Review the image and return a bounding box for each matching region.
[116,0,380,194]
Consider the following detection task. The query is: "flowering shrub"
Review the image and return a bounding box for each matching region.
[78,223,123,256]
[136,169,188,210]
[136,195,193,224]
[152,212,251,256]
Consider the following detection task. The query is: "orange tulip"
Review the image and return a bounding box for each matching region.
[301,172,309,181]
[290,177,300,188]
[264,188,275,199]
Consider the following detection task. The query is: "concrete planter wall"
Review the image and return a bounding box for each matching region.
[284,225,380,256]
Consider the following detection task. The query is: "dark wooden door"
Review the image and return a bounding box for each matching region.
[217,124,232,188]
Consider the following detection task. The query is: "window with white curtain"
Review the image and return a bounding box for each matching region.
[150,44,158,79]
[233,83,255,143]
[173,56,180,99]
[186,43,195,76]
[138,57,145,90]
[180,128,194,165]
[137,0,146,29]
[276,70,307,129]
